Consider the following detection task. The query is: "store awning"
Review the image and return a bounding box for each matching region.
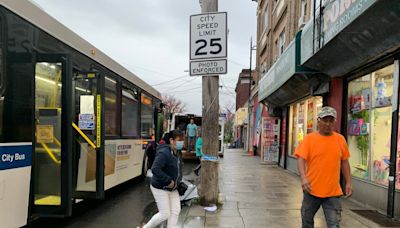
[258,32,329,107]
[301,0,400,76]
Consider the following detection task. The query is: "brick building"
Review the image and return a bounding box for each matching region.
[255,0,400,219]
[234,69,252,111]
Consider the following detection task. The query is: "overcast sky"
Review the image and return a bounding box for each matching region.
[32,0,257,115]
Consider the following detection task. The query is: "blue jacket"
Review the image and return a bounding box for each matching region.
[150,144,182,190]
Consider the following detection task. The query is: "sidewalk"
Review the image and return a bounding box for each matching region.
[178,148,389,228]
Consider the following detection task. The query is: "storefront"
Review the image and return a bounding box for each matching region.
[258,31,329,170]
[299,0,400,218]
[234,107,248,149]
[286,96,323,172]
[345,61,400,217]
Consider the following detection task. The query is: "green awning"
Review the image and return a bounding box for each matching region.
[300,0,400,76]
[258,40,296,103]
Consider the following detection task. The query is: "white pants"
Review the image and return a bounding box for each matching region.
[144,185,181,228]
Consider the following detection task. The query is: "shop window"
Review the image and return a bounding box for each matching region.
[288,97,323,155]
[347,64,394,186]
[121,86,139,137]
[141,93,153,138]
[277,30,285,57]
[104,76,118,136]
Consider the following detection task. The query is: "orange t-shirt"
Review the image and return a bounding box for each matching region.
[294,132,350,198]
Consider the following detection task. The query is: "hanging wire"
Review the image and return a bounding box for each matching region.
[151,74,190,86]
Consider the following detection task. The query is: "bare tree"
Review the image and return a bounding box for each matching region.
[222,102,235,144]
[162,94,187,115]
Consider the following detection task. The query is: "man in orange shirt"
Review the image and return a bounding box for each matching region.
[295,106,352,228]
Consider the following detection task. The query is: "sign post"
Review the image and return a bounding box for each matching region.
[192,0,223,206]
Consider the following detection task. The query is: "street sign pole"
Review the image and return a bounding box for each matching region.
[198,0,219,206]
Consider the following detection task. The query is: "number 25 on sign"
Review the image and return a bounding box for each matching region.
[190,12,227,60]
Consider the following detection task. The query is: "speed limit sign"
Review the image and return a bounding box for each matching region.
[190,12,227,60]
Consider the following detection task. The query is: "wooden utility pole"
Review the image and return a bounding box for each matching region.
[200,0,219,206]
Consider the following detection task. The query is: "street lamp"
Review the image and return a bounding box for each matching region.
[248,37,256,155]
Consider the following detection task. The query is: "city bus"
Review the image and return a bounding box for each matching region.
[0,1,162,227]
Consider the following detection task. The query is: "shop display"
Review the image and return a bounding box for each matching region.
[374,79,391,107]
[350,95,365,113]
[347,64,395,186]
[397,157,400,189]
[307,101,314,133]
[288,97,322,155]
[261,117,280,163]
[372,156,389,185]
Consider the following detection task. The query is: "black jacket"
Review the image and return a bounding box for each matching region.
[150,144,182,190]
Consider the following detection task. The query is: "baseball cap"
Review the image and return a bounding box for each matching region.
[318,106,337,119]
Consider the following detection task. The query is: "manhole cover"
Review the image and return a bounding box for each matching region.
[351,210,400,227]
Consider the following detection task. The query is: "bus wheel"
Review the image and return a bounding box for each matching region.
[142,154,149,179]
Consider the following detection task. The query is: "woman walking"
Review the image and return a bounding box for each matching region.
[143,130,184,228]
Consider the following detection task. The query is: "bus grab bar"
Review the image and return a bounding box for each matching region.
[72,122,97,149]
[40,142,61,165]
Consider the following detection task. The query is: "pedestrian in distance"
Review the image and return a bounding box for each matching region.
[186,118,197,152]
[193,131,202,176]
[143,130,184,228]
[295,106,352,228]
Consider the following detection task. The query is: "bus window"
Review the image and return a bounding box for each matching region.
[104,76,118,136]
[141,93,153,138]
[121,87,139,137]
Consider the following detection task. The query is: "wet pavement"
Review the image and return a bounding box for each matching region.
[28,161,198,228]
[177,149,395,228]
[29,148,398,227]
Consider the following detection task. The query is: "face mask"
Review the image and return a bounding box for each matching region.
[175,141,184,150]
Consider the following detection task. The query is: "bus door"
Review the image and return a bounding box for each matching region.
[32,54,73,217]
[71,71,104,199]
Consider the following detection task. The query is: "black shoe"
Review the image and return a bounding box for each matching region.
[194,169,199,176]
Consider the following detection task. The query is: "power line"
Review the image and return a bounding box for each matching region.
[151,74,190,86]
[120,61,180,78]
[159,77,198,92]
[171,86,202,93]
[119,61,194,87]
[221,87,236,96]
[228,59,247,68]
[154,78,198,89]
[220,78,236,96]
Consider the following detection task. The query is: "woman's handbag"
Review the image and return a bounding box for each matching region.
[177,182,188,196]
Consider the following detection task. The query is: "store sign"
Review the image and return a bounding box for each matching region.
[259,40,296,102]
[322,0,376,44]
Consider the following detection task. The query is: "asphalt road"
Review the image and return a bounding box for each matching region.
[28,160,198,228]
